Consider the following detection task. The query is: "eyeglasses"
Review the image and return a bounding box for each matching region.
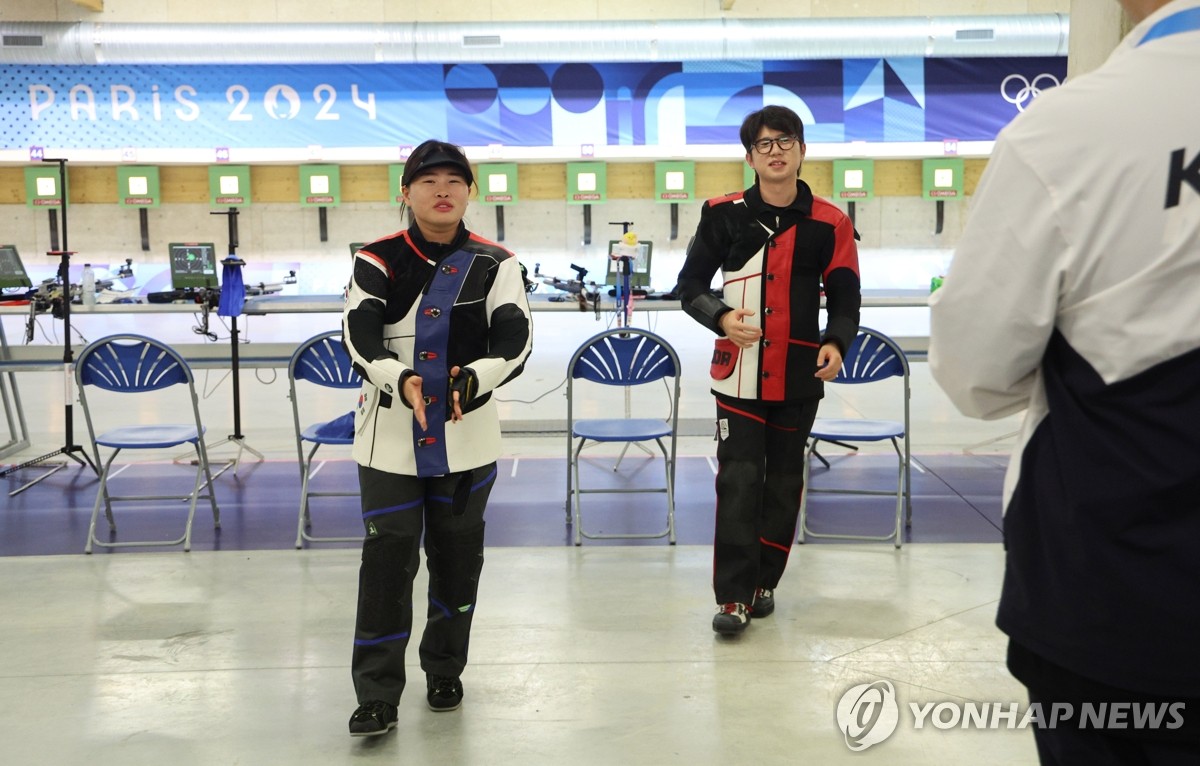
[752,135,798,154]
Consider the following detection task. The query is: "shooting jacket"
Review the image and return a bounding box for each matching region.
[343,224,532,477]
[677,180,861,402]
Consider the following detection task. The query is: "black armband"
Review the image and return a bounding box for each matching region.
[687,291,731,334]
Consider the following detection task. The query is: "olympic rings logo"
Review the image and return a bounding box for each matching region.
[1001,73,1061,112]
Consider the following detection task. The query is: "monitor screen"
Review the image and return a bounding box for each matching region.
[605,240,653,288]
[168,242,218,290]
[0,244,33,290]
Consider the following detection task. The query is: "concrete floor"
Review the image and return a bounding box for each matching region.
[0,544,1034,765]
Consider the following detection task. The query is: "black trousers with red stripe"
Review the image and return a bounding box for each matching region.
[351,462,496,706]
[712,394,819,607]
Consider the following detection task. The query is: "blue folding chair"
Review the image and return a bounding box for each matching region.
[798,327,911,548]
[566,328,681,545]
[76,334,220,553]
[289,331,363,547]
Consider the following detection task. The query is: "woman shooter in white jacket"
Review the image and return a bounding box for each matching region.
[342,139,533,737]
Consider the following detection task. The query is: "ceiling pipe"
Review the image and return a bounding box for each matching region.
[0,16,1069,65]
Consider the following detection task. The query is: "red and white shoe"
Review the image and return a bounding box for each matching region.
[752,588,775,618]
[713,602,750,635]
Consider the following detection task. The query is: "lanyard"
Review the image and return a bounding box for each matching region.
[1138,6,1200,46]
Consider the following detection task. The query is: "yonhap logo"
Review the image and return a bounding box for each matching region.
[834,679,1187,750]
[836,681,900,751]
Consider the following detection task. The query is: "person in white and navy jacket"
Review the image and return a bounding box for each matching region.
[342,139,533,737]
[931,1,1200,760]
[677,105,861,636]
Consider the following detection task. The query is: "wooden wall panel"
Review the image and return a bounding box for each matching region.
[606,163,653,200]
[963,159,987,194]
[251,166,298,203]
[0,159,989,205]
[159,166,208,203]
[342,165,389,202]
[803,161,834,198]
[72,166,117,204]
[0,169,23,205]
[876,160,924,197]
[697,163,745,199]
[517,164,566,201]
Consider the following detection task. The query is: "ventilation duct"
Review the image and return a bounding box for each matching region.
[0,16,1068,66]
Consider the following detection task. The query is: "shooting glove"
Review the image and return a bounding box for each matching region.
[449,367,479,410]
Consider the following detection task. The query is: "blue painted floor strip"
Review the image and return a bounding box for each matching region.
[1,453,1006,555]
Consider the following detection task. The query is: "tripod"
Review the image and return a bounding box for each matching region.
[204,208,264,477]
[606,221,653,469]
[609,220,636,329]
[1,158,97,496]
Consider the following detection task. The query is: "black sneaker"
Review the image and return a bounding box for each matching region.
[752,587,775,618]
[349,700,397,737]
[427,675,463,712]
[712,602,749,635]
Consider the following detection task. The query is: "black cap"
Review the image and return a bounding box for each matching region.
[401,142,474,187]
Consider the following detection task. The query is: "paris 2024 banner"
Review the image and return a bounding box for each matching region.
[2,57,1065,152]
